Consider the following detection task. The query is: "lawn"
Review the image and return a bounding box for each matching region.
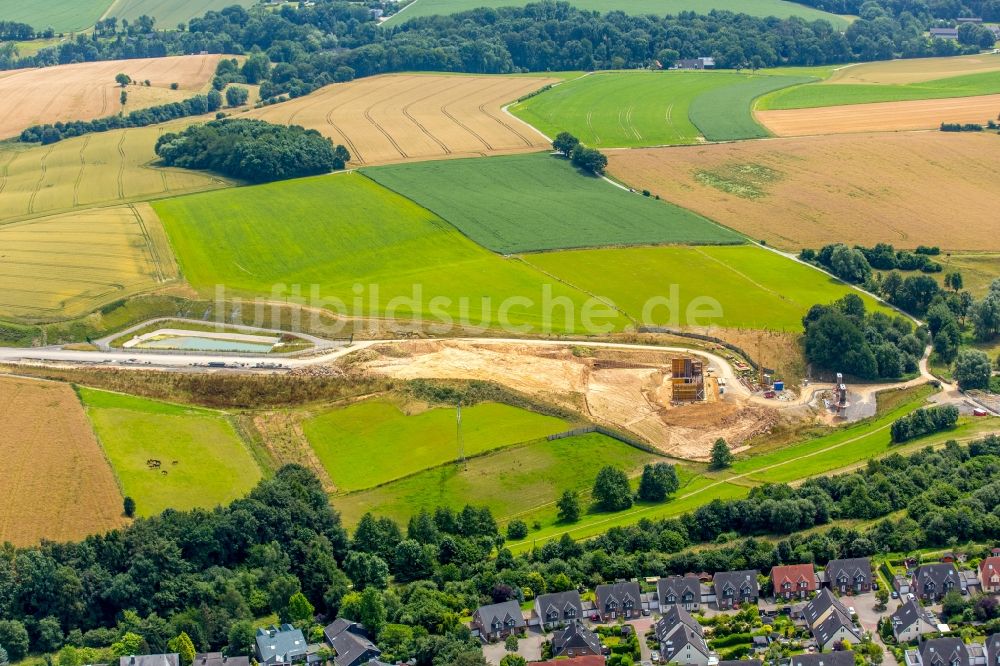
[363,153,740,253]
[154,172,618,334]
[303,400,571,492]
[510,71,814,148]
[0,0,112,32]
[80,388,262,516]
[759,70,1000,109]
[522,244,888,331]
[384,0,850,28]
[333,432,662,526]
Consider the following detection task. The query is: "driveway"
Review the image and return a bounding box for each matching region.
[482,629,544,665]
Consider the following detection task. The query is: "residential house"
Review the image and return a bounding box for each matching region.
[658,575,703,611]
[720,661,762,666]
[890,599,939,643]
[985,635,1000,666]
[255,625,308,666]
[675,57,715,70]
[802,589,862,652]
[772,564,818,600]
[534,590,584,629]
[551,621,602,659]
[980,557,1000,593]
[535,657,605,666]
[120,656,179,666]
[655,605,711,666]
[789,653,857,666]
[825,558,873,595]
[471,600,526,641]
[595,582,642,621]
[323,619,381,666]
[930,27,960,38]
[918,637,971,666]
[193,654,250,666]
[912,564,960,602]
[714,570,759,609]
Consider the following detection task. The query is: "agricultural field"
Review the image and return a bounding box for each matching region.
[302,400,571,492]
[522,244,887,331]
[0,376,125,546]
[153,173,618,333]
[605,132,1000,252]
[245,73,555,165]
[0,203,180,322]
[0,0,112,33]
[80,387,262,517]
[828,54,1000,85]
[384,0,851,28]
[333,431,662,527]
[755,93,1000,135]
[510,71,814,147]
[105,0,256,26]
[363,153,740,253]
[0,123,228,223]
[0,55,220,140]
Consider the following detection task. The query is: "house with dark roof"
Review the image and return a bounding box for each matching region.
[658,575,703,611]
[675,57,715,70]
[912,564,960,602]
[655,605,711,666]
[595,581,642,621]
[535,657,605,666]
[534,590,584,629]
[772,564,818,600]
[719,661,761,666]
[788,652,856,666]
[890,599,939,643]
[120,655,179,666]
[552,621,602,659]
[918,637,970,666]
[802,589,861,652]
[930,27,960,38]
[323,619,381,666]
[193,653,250,666]
[255,625,308,666]
[714,570,759,609]
[472,600,525,642]
[985,635,1000,666]
[825,558,873,595]
[980,557,1000,593]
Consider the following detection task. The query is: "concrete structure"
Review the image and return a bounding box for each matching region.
[672,358,705,401]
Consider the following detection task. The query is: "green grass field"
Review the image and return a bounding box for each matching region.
[334,432,663,527]
[154,173,620,334]
[759,70,1000,109]
[0,0,111,32]
[363,153,740,253]
[523,244,888,331]
[80,388,261,516]
[303,400,571,493]
[105,0,256,26]
[384,0,850,28]
[510,71,813,148]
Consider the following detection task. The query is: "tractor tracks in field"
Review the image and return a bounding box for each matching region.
[72,134,91,207]
[130,203,168,282]
[0,148,16,197]
[26,143,54,216]
[115,130,127,200]
[401,81,470,156]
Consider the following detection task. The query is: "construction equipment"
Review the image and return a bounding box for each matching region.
[671,357,705,401]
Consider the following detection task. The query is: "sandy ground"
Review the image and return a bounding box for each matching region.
[0,54,220,139]
[755,94,1000,136]
[245,73,556,166]
[605,132,1000,252]
[354,340,780,460]
[828,54,1000,85]
[0,375,125,546]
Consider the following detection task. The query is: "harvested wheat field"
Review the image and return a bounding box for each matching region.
[353,340,778,460]
[828,54,1000,85]
[246,73,557,165]
[606,131,1000,252]
[0,55,221,139]
[0,123,228,223]
[756,94,1000,135]
[0,203,180,321]
[0,376,125,546]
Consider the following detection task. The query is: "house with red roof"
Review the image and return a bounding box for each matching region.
[771,564,818,600]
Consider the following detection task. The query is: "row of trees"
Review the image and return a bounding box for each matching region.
[890,405,959,442]
[552,132,608,175]
[154,119,350,183]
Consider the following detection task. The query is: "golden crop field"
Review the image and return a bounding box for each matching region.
[755,93,1000,136]
[0,54,221,139]
[828,53,1000,85]
[245,73,557,165]
[0,123,227,223]
[0,375,126,546]
[606,131,1000,252]
[0,203,180,321]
